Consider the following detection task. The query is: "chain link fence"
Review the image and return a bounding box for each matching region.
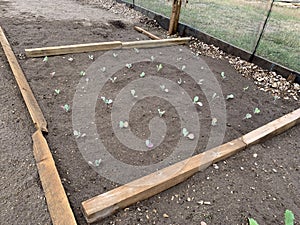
[122,0,299,72]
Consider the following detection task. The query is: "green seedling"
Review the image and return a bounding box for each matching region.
[50,72,56,77]
[177,78,182,85]
[157,64,163,72]
[249,209,294,225]
[113,53,118,58]
[150,56,155,62]
[54,89,60,94]
[193,96,203,106]
[285,209,294,225]
[158,109,165,117]
[131,90,138,98]
[212,93,218,100]
[134,48,140,53]
[88,54,94,60]
[88,159,102,167]
[140,72,146,78]
[198,79,204,85]
[73,130,86,138]
[80,71,86,76]
[182,128,194,140]
[101,67,106,72]
[126,63,132,69]
[244,113,252,119]
[160,85,169,93]
[146,140,154,148]
[248,218,259,225]
[43,56,48,62]
[220,72,226,79]
[181,65,186,71]
[109,77,117,83]
[177,57,182,61]
[226,94,235,100]
[119,121,129,128]
[61,104,70,112]
[254,108,261,114]
[211,118,218,126]
[100,96,113,105]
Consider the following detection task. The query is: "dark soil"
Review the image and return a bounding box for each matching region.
[0,0,299,225]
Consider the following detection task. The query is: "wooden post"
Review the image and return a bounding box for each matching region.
[168,0,182,35]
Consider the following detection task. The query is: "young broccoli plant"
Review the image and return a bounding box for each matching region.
[158,109,165,117]
[193,96,203,106]
[43,56,48,62]
[140,72,146,78]
[61,104,70,112]
[226,94,235,100]
[156,64,163,72]
[80,71,86,76]
[100,96,113,105]
[146,140,154,149]
[211,118,218,126]
[54,89,60,95]
[88,54,94,60]
[130,90,138,98]
[244,113,252,119]
[88,159,102,167]
[160,85,169,93]
[109,77,117,83]
[119,121,129,128]
[220,72,226,80]
[126,63,133,69]
[182,128,195,140]
[254,108,261,114]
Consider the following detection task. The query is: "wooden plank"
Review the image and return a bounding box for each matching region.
[25,41,122,57]
[32,130,77,225]
[134,26,161,40]
[82,138,246,223]
[0,26,48,132]
[121,37,191,49]
[25,38,191,58]
[81,108,300,223]
[242,108,300,146]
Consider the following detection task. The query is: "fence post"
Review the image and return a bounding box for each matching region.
[168,0,182,35]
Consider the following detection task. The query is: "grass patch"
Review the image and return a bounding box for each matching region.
[132,0,299,72]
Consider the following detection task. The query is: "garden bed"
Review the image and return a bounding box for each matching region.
[0,0,299,224]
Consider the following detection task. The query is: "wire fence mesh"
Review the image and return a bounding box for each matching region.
[123,0,299,72]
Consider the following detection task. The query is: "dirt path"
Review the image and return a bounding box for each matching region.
[0,0,299,225]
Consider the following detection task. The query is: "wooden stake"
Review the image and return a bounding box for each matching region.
[0,26,48,132]
[134,26,161,40]
[173,0,182,32]
[33,130,77,225]
[168,0,182,35]
[25,37,191,57]
[81,108,300,223]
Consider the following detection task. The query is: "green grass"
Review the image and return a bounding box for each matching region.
[130,0,299,72]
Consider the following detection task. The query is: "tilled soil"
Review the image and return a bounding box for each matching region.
[0,0,299,225]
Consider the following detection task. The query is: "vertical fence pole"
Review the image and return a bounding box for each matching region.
[168,0,182,35]
[249,0,275,62]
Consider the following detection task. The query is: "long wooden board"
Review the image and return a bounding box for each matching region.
[25,37,191,57]
[122,37,190,49]
[0,26,48,132]
[82,108,300,223]
[33,130,77,225]
[134,26,161,40]
[25,41,122,58]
